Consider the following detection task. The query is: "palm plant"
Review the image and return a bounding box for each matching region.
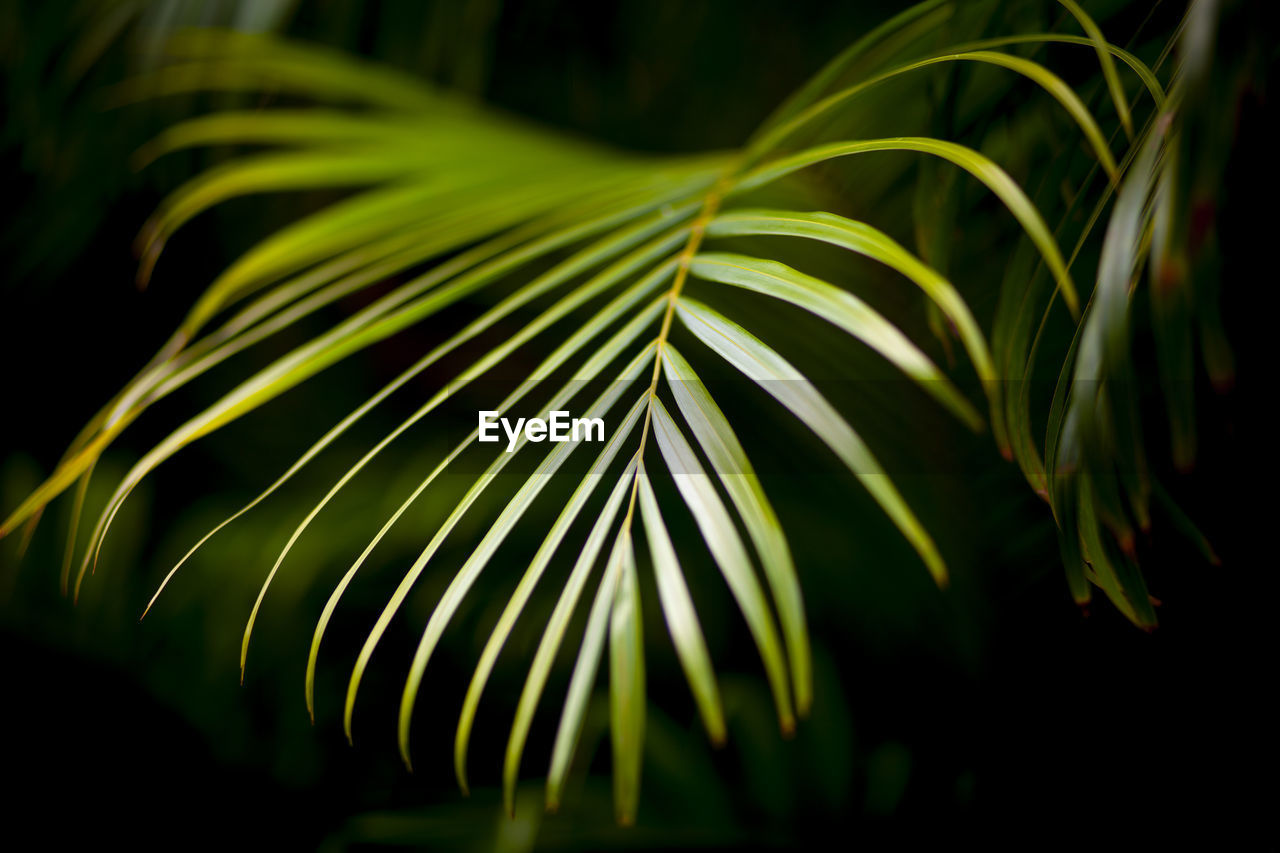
[1,0,1234,825]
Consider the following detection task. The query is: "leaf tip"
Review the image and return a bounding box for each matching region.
[135,230,164,290]
[1065,294,1082,323]
[398,725,414,771]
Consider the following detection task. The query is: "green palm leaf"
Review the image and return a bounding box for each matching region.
[635,463,726,742]
[2,1,1225,825]
[674,297,947,585]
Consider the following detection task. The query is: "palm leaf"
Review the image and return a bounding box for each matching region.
[635,462,726,742]
[2,1,1228,824]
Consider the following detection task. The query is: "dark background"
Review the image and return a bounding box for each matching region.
[0,1,1269,848]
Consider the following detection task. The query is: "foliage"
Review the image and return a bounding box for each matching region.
[0,0,1237,824]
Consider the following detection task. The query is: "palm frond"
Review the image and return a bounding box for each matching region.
[1,0,1231,823]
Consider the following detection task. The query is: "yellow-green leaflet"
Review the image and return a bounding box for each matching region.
[732,137,1079,316]
[689,251,983,431]
[58,462,95,596]
[675,297,946,586]
[546,525,632,812]
[453,394,651,793]
[506,453,639,816]
[121,29,448,110]
[139,149,438,260]
[608,525,645,827]
[941,34,1164,107]
[660,344,807,717]
[649,398,795,734]
[748,48,1118,183]
[635,463,726,741]
[1077,474,1156,628]
[1059,0,1134,137]
[705,208,994,394]
[754,0,951,137]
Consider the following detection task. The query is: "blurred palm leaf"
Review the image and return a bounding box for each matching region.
[1,0,1231,822]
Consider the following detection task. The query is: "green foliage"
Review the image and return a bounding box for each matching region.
[1,0,1232,824]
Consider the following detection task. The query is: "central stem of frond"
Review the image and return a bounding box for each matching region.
[620,170,734,529]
